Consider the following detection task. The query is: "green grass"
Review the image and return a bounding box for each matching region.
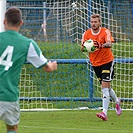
[0,110,132,133]
[18,41,133,109]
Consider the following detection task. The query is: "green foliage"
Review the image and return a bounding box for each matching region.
[38,41,85,59]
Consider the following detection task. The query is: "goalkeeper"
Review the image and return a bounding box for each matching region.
[81,14,122,121]
[0,6,57,133]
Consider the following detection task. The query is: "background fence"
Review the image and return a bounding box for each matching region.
[5,0,133,110]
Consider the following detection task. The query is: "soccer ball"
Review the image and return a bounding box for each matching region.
[83,39,95,53]
[72,2,77,8]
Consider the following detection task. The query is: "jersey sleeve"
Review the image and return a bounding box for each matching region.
[27,40,48,68]
[105,29,114,42]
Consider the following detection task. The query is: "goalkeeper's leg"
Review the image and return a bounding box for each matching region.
[109,88,122,116]
[96,87,109,121]
[109,88,119,103]
[102,88,110,116]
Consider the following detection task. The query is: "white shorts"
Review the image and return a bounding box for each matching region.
[0,101,20,126]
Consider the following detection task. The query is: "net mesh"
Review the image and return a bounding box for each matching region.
[5,0,133,110]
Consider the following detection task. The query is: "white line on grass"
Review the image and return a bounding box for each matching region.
[19,125,131,132]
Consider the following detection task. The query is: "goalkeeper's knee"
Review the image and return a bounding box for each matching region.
[102,88,110,99]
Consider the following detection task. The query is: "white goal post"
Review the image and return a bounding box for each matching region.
[0,0,6,32]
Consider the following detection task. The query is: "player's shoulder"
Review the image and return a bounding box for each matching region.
[17,32,36,45]
[101,27,107,30]
[18,32,31,41]
[0,30,32,42]
[84,28,91,34]
[0,31,7,36]
[101,27,110,32]
[100,27,112,36]
[86,28,91,32]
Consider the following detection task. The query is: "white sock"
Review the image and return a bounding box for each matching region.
[102,88,110,116]
[109,88,119,103]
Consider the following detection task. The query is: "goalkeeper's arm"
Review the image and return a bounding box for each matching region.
[93,40,113,48]
[102,41,112,48]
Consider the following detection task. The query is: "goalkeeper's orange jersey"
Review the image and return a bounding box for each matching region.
[82,27,114,66]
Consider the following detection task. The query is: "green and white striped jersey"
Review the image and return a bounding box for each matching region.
[0,30,48,101]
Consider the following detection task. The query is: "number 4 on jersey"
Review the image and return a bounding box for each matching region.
[0,46,14,71]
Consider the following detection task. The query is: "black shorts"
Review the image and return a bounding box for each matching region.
[93,61,115,84]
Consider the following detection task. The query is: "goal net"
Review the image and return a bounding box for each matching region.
[4,0,133,110]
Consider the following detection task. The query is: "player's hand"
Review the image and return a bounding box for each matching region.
[44,61,57,72]
[93,40,102,48]
[81,43,84,52]
[48,61,57,71]
[81,42,87,52]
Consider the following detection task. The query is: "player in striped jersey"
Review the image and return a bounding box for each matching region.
[81,14,122,121]
[0,7,57,133]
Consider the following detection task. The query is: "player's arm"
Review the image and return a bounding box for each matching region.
[93,41,113,48]
[27,40,57,72]
[102,29,114,48]
[43,61,57,72]
[102,41,112,48]
[93,29,114,48]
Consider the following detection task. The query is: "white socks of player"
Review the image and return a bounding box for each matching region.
[102,88,110,116]
[102,88,119,116]
[109,88,119,103]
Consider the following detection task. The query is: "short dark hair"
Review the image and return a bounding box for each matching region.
[5,6,22,26]
[91,14,101,22]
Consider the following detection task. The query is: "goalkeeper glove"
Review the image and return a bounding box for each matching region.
[93,40,102,48]
[81,42,87,52]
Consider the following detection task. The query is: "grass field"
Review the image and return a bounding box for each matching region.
[0,110,132,133]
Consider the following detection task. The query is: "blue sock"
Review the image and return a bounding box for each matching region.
[7,131,16,133]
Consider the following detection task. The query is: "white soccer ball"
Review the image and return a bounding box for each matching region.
[72,3,77,8]
[83,39,95,53]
